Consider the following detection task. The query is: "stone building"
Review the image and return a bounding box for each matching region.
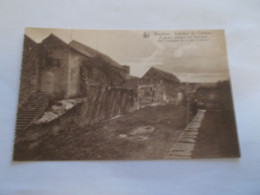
[15,34,136,132]
[19,35,39,104]
[19,34,131,102]
[138,67,181,106]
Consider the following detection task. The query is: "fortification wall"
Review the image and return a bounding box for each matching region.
[20,85,140,147]
[76,85,139,127]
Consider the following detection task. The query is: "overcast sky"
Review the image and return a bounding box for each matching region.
[25,28,230,83]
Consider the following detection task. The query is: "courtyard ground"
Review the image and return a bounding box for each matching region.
[13,104,240,160]
[13,104,188,160]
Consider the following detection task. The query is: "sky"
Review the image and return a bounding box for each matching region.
[25,28,230,83]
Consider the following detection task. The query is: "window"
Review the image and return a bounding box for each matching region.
[45,57,60,68]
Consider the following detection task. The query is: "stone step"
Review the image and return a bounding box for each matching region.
[25,103,47,106]
[18,109,44,112]
[22,104,48,108]
[16,122,30,125]
[16,119,29,123]
[18,110,41,114]
[20,104,47,108]
[16,118,32,122]
[16,118,32,121]
[165,109,206,159]
[19,105,47,108]
[17,116,40,121]
[16,120,30,124]
[18,113,40,116]
[18,112,42,115]
[17,116,38,120]
[15,92,53,131]
[16,123,29,127]
[20,106,44,108]
[24,100,48,103]
[16,127,28,130]
[18,109,41,112]
[15,121,31,128]
[17,113,37,116]
[16,124,29,128]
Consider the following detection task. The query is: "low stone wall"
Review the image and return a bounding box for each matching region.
[76,85,139,127]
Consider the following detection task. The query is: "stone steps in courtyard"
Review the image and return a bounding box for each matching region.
[15,92,53,131]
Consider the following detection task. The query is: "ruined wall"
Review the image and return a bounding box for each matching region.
[76,85,139,127]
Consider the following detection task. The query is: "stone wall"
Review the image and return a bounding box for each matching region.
[80,57,127,88]
[19,34,132,105]
[138,81,181,106]
[21,85,140,141]
[38,35,71,98]
[138,84,165,105]
[76,85,139,127]
[66,49,84,98]
[18,36,39,105]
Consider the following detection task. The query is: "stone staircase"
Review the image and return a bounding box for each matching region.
[15,92,54,132]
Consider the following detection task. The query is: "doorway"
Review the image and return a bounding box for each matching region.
[40,71,55,93]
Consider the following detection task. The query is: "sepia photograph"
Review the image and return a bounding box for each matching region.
[13,28,240,160]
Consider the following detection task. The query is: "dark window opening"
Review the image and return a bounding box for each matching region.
[46,57,60,68]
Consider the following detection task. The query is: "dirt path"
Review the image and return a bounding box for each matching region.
[80,104,188,160]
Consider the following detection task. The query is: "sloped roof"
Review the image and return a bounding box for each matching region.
[143,67,180,83]
[24,34,37,45]
[69,40,97,58]
[41,33,69,47]
[69,40,124,69]
[33,34,126,70]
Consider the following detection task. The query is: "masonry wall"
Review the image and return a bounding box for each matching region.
[80,56,127,88]
[38,40,70,98]
[76,85,139,127]
[138,84,166,105]
[66,49,84,98]
[18,36,39,105]
[138,80,182,106]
